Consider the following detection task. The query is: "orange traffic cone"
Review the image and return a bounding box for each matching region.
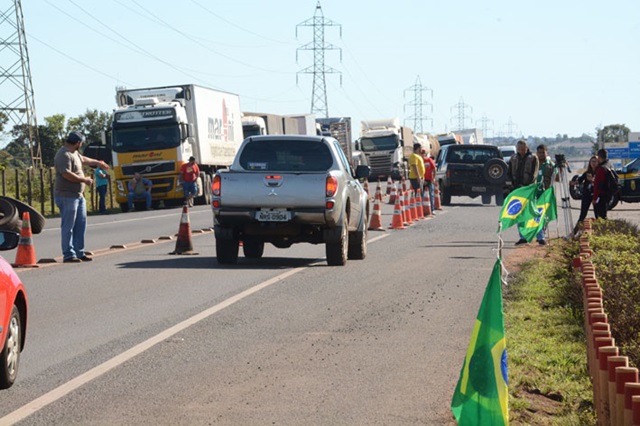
[170,205,198,255]
[434,181,442,210]
[403,189,413,225]
[415,190,424,219]
[386,176,393,195]
[388,182,397,205]
[423,187,433,216]
[389,193,406,229]
[374,183,383,202]
[368,196,384,231]
[13,212,38,268]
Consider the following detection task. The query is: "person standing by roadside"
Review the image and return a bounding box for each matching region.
[534,144,555,245]
[507,139,539,245]
[571,155,598,232]
[94,166,109,214]
[592,148,611,220]
[422,149,436,214]
[55,131,110,263]
[180,156,200,207]
[408,143,425,194]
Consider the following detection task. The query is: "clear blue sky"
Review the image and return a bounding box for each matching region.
[17,0,640,139]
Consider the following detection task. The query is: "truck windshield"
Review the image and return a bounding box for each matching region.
[242,125,262,138]
[359,135,398,152]
[112,124,180,153]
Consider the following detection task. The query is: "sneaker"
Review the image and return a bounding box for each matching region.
[79,256,93,262]
[63,257,82,263]
[538,239,547,246]
[515,239,528,246]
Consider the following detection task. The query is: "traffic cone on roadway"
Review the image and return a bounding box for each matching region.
[368,196,384,231]
[374,183,383,202]
[415,190,424,220]
[386,176,393,195]
[403,189,413,225]
[389,193,406,229]
[13,212,38,267]
[170,205,197,255]
[388,181,397,205]
[422,187,433,217]
[434,181,442,210]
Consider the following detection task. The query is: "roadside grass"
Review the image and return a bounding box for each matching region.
[504,245,596,425]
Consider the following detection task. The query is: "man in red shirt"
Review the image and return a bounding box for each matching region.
[180,156,200,207]
[422,149,436,213]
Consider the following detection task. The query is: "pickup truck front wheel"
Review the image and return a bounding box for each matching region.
[216,237,239,264]
[326,225,348,266]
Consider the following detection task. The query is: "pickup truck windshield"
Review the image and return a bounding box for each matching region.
[360,135,398,152]
[112,124,180,153]
[446,148,500,164]
[239,139,333,172]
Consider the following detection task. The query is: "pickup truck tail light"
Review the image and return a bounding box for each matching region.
[326,176,338,197]
[212,175,221,196]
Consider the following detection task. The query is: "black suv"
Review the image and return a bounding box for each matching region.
[435,144,509,206]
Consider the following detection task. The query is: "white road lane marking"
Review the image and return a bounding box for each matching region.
[1,233,390,424]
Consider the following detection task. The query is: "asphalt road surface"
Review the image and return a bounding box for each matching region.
[0,189,637,425]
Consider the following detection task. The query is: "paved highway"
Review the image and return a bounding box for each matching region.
[0,190,637,424]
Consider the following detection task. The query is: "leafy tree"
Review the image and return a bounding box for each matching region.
[596,124,630,151]
[4,124,33,168]
[0,112,8,133]
[67,109,111,145]
[40,114,67,167]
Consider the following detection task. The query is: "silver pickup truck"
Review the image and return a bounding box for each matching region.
[212,135,371,266]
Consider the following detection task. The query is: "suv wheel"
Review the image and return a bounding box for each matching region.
[483,159,508,184]
[326,225,348,266]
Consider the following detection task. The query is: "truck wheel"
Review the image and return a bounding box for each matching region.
[483,159,508,184]
[348,229,367,260]
[0,196,46,234]
[440,184,452,206]
[243,240,264,259]
[0,305,21,389]
[194,172,207,206]
[326,225,348,266]
[0,198,19,231]
[216,237,239,264]
[204,175,212,205]
[119,203,130,213]
[481,194,492,205]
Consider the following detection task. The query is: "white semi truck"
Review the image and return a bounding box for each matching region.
[111,84,243,211]
[356,118,415,180]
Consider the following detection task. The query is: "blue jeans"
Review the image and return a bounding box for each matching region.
[97,185,108,213]
[183,181,197,198]
[55,195,87,260]
[127,192,152,210]
[425,181,435,211]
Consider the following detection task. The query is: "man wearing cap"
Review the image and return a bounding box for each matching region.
[54,131,110,263]
[408,143,425,193]
[179,156,200,207]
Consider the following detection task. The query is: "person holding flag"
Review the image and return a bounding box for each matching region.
[532,144,556,245]
[506,140,539,245]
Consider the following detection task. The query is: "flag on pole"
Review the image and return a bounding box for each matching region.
[519,186,558,242]
[451,259,509,425]
[498,184,540,231]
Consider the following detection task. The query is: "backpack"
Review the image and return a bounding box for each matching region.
[606,167,622,196]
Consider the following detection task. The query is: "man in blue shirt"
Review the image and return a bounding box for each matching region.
[127,173,153,211]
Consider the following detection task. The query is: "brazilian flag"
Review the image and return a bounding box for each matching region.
[498,184,540,230]
[451,259,508,425]
[519,186,558,242]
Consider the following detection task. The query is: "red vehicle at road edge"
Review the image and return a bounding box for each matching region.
[0,230,28,389]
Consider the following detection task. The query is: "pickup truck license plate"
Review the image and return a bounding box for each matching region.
[472,186,487,192]
[256,210,290,222]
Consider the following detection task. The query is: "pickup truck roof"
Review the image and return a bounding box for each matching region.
[439,144,503,165]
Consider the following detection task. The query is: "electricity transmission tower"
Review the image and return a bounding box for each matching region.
[296,1,341,118]
[476,113,493,139]
[504,116,519,139]
[450,97,472,131]
[403,75,432,133]
[0,0,40,168]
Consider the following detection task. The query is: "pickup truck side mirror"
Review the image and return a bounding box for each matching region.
[355,165,371,180]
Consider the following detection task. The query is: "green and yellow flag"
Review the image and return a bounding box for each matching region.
[451,259,508,425]
[519,186,558,242]
[498,184,540,231]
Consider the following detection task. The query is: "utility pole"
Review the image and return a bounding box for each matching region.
[476,113,493,139]
[450,97,472,131]
[403,75,433,133]
[505,116,519,139]
[296,1,342,119]
[0,0,41,168]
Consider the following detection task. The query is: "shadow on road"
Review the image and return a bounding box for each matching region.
[116,256,324,270]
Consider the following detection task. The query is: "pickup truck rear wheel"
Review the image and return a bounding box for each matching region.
[326,225,348,266]
[481,194,492,205]
[496,192,505,206]
[440,183,452,206]
[216,237,239,264]
[243,240,264,258]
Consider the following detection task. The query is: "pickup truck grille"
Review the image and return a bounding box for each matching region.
[122,161,175,176]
